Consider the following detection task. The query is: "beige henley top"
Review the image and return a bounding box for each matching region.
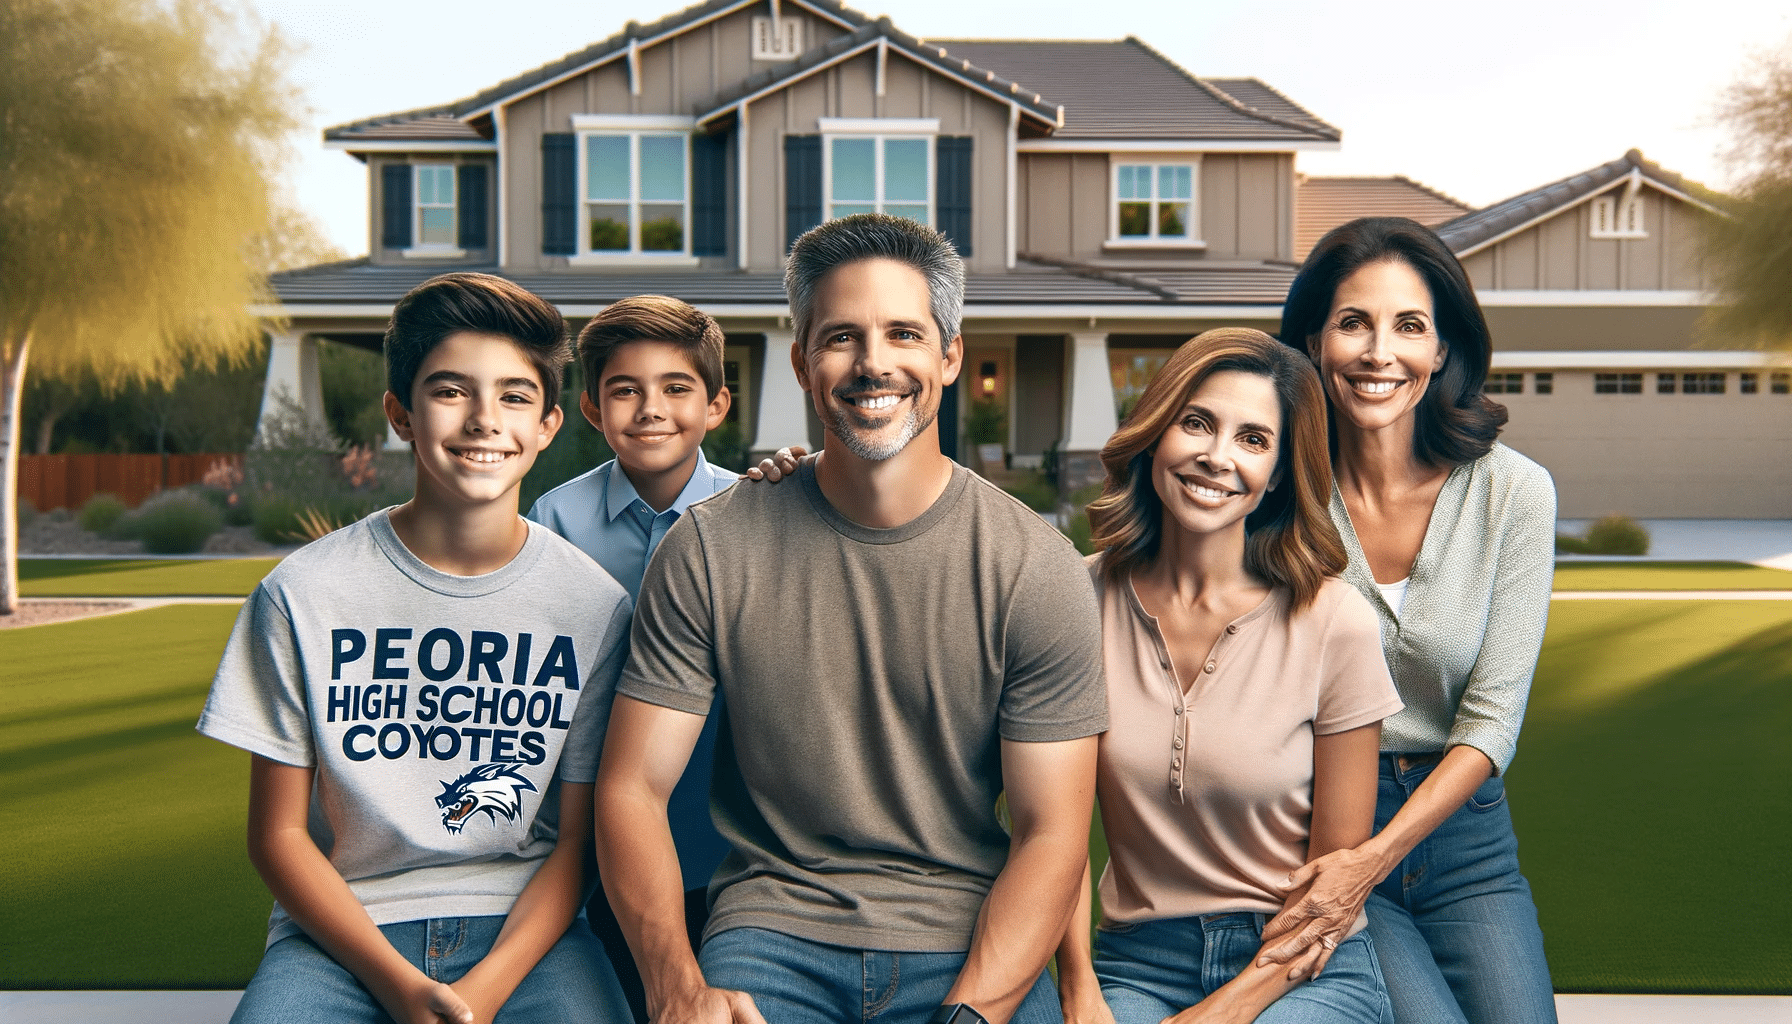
[1091,560,1403,931]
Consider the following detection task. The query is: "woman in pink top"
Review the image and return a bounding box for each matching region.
[1057,328,1404,1024]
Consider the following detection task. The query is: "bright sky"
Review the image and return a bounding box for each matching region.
[250,0,1792,257]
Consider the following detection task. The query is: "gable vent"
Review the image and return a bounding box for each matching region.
[752,16,803,60]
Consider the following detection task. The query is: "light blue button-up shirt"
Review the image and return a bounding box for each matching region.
[527,450,738,889]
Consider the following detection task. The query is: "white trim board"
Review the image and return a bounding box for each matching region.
[324,140,496,153]
[1017,139,1338,154]
[1454,176,1728,258]
[1491,350,1790,369]
[1475,289,1709,307]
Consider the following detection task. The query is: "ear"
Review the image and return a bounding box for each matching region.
[789,338,810,393]
[578,390,604,432]
[706,385,732,431]
[537,402,564,447]
[382,391,414,443]
[941,334,965,387]
[1431,338,1448,373]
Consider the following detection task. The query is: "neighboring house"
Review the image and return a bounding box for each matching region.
[1295,175,1472,259]
[1431,149,1789,519]
[255,0,1340,490]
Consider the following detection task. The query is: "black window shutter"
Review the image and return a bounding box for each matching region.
[691,131,729,257]
[936,136,973,258]
[541,133,577,256]
[784,135,822,251]
[457,163,489,250]
[381,163,412,250]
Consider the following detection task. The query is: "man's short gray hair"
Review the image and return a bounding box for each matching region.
[785,214,964,354]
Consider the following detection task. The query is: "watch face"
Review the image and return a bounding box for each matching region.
[932,1005,986,1024]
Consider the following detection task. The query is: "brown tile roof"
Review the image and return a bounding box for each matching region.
[922,38,1337,142]
[1296,176,1474,258]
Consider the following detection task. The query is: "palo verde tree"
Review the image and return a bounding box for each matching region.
[0,0,302,613]
[1703,42,1792,348]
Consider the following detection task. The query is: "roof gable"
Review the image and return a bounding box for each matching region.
[1436,149,1727,257]
[1297,175,1473,258]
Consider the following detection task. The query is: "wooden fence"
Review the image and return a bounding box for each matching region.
[17,453,244,511]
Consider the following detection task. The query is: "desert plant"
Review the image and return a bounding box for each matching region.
[251,494,304,544]
[287,506,347,543]
[132,490,222,554]
[79,493,127,534]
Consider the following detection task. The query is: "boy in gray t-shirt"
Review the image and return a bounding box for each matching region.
[198,273,633,1024]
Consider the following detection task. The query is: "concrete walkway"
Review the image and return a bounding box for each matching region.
[1557,519,1792,569]
[3,991,1787,1023]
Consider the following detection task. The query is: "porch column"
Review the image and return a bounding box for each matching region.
[1060,331,1116,493]
[255,330,328,444]
[750,329,812,459]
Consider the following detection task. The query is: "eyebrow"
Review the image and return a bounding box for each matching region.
[603,370,698,387]
[812,318,933,338]
[420,370,540,393]
[1335,304,1431,320]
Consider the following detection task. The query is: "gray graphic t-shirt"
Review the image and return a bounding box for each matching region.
[197,509,632,946]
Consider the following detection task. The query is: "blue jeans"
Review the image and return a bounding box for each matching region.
[699,926,1061,1024]
[231,915,631,1024]
[1367,755,1557,1024]
[1093,912,1393,1024]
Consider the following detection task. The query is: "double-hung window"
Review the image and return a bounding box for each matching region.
[1112,161,1199,244]
[574,116,693,259]
[414,164,458,250]
[821,119,934,226]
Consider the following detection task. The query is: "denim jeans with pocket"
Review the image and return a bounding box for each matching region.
[230,915,631,1024]
[1093,912,1393,1024]
[1366,754,1557,1024]
[698,925,1060,1024]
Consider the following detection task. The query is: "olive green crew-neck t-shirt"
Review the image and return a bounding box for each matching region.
[618,459,1108,953]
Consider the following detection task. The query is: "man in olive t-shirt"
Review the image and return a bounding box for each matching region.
[594,215,1106,1024]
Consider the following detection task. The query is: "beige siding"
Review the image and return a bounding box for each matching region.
[1498,372,1792,517]
[1018,151,1293,263]
[1469,184,1715,292]
[1483,306,1703,353]
[740,50,1015,272]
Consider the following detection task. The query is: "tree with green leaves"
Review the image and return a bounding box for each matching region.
[0,0,302,613]
[1704,44,1792,347]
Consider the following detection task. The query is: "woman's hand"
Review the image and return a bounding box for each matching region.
[741,446,808,482]
[1256,844,1387,976]
[1058,972,1117,1024]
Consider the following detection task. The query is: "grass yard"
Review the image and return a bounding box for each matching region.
[19,558,280,597]
[1551,560,1792,591]
[0,605,268,988]
[2,589,1787,992]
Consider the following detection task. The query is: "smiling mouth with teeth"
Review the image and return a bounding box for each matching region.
[1350,379,1403,395]
[850,393,904,411]
[451,448,515,464]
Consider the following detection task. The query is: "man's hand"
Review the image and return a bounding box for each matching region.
[741,446,807,482]
[1058,977,1117,1024]
[653,982,768,1024]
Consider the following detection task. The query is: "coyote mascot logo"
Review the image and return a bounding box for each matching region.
[435,763,538,834]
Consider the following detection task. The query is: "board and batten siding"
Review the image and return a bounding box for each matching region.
[742,48,1011,272]
[498,2,854,270]
[1459,187,1712,292]
[1016,152,1294,263]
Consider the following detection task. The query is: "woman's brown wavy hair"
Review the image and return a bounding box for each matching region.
[1087,327,1346,609]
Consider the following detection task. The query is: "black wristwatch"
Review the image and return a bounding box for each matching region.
[928,1004,989,1024]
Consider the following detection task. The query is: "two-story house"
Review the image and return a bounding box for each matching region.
[257,0,1338,491]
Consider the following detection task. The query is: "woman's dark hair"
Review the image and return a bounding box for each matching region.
[1087,327,1346,609]
[1278,217,1506,467]
[385,272,571,418]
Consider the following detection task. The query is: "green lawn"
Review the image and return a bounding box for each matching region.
[1551,560,1792,591]
[19,557,281,597]
[3,597,1787,991]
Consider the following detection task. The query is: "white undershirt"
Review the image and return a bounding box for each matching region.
[1377,577,1410,618]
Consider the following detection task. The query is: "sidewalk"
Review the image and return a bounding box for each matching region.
[1557,519,1792,569]
[3,991,1787,1023]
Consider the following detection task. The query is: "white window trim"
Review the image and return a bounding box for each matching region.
[818,117,939,135]
[404,163,465,258]
[1106,156,1205,249]
[572,127,698,265]
[821,132,936,226]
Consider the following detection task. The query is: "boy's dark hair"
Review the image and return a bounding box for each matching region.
[1278,217,1507,467]
[385,272,571,418]
[577,294,726,402]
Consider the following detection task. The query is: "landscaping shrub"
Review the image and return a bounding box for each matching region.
[132,490,223,554]
[244,397,411,544]
[1002,471,1060,513]
[18,498,39,532]
[1586,514,1650,555]
[251,494,303,544]
[701,419,748,473]
[79,493,127,535]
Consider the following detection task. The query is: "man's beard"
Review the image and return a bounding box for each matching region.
[824,375,935,461]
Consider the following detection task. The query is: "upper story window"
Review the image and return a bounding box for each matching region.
[573,116,694,260]
[414,165,458,248]
[821,119,935,226]
[1590,193,1645,238]
[1110,160,1200,246]
[751,15,803,60]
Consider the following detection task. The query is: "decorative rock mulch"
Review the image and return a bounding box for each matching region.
[0,600,135,629]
